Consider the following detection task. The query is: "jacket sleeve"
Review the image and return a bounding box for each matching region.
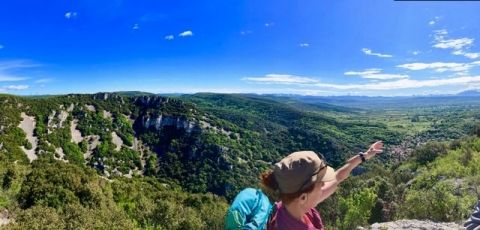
[465,201,480,230]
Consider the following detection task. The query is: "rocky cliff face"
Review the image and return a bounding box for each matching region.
[134,95,169,107]
[141,115,198,133]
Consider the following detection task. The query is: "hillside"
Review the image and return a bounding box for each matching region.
[0,92,478,229]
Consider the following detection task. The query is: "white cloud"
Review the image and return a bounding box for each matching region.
[242,74,320,84]
[412,50,421,55]
[179,30,193,37]
[132,24,139,30]
[243,73,480,91]
[397,61,480,73]
[345,68,409,80]
[345,69,381,76]
[64,12,78,19]
[464,53,480,59]
[312,76,480,91]
[433,38,473,50]
[299,43,309,47]
[0,44,3,49]
[432,29,479,59]
[452,50,480,59]
[429,16,440,26]
[0,75,26,82]
[264,22,275,27]
[0,60,40,71]
[34,78,52,83]
[434,29,448,36]
[240,30,252,35]
[362,48,393,58]
[165,35,174,40]
[4,85,29,90]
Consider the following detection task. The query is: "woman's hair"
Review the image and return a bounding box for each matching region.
[260,170,315,205]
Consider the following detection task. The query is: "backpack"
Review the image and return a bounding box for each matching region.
[225,188,274,230]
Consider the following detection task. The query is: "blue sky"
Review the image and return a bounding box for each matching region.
[1,0,480,96]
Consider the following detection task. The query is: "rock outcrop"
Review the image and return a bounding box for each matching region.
[364,219,463,230]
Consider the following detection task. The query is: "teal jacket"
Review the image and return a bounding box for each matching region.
[225,188,273,230]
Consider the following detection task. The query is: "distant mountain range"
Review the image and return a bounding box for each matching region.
[455,89,480,96]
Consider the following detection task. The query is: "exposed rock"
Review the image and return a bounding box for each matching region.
[142,115,198,133]
[93,92,124,103]
[70,119,83,144]
[47,110,56,133]
[58,110,68,127]
[67,103,74,112]
[111,132,123,151]
[84,135,100,159]
[134,95,169,107]
[103,110,112,119]
[370,219,463,230]
[124,170,133,179]
[129,137,140,151]
[0,209,10,226]
[200,120,237,137]
[18,112,38,162]
[54,147,68,162]
[85,104,96,112]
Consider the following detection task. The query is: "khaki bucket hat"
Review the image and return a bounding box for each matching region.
[273,151,335,194]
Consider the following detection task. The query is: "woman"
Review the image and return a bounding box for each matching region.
[261,141,384,230]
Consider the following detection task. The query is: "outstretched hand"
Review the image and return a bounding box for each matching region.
[364,141,383,160]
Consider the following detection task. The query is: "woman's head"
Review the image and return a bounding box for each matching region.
[260,151,335,208]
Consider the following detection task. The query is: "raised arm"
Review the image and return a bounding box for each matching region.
[319,141,384,202]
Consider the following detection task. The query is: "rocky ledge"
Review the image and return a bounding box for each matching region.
[358,219,463,230]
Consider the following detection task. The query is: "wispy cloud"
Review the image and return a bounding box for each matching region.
[64,12,78,19]
[34,78,52,84]
[5,85,29,90]
[242,74,320,84]
[452,50,480,59]
[240,30,252,35]
[0,60,40,70]
[132,24,139,30]
[179,30,193,37]
[165,35,174,40]
[299,43,310,48]
[312,76,480,90]
[344,68,409,80]
[362,48,393,58]
[434,37,473,50]
[397,61,480,73]
[412,50,421,55]
[0,44,3,49]
[0,76,27,82]
[429,16,440,26]
[432,29,479,59]
[264,22,275,27]
[0,60,40,82]
[243,73,480,91]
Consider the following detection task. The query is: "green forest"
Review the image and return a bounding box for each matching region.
[0,92,479,229]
